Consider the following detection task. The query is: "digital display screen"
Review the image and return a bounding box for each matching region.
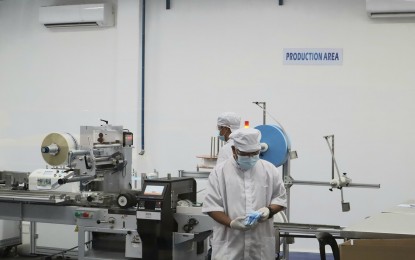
[144,185,165,196]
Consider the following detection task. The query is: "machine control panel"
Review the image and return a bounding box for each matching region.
[136,182,168,218]
[74,208,101,221]
[74,210,95,219]
[137,199,163,211]
[137,199,163,220]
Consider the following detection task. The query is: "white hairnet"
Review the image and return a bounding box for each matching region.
[230,128,261,152]
[217,112,241,132]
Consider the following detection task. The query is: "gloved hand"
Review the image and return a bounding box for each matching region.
[257,207,270,222]
[230,216,252,231]
[245,211,261,226]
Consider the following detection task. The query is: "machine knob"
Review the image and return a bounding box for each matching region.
[58,178,67,185]
[188,218,199,225]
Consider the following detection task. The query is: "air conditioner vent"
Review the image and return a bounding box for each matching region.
[44,22,100,28]
[366,0,415,18]
[39,3,114,28]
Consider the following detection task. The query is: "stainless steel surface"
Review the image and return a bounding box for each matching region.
[341,211,415,239]
[0,190,78,204]
[125,230,142,258]
[291,180,332,186]
[347,183,381,188]
[178,170,210,179]
[172,231,210,260]
[291,179,380,189]
[93,143,122,148]
[382,200,415,214]
[0,202,78,224]
[275,222,343,237]
[77,214,139,260]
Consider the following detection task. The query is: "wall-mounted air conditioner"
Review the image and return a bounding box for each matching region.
[366,0,415,18]
[39,3,114,28]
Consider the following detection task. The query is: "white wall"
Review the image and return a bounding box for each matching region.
[0,0,139,170]
[1,0,415,252]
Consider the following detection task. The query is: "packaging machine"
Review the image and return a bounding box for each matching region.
[0,123,211,260]
[0,123,141,259]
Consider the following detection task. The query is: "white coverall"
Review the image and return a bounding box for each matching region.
[202,158,287,260]
[216,140,234,165]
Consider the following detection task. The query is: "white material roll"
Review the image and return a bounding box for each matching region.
[41,132,78,166]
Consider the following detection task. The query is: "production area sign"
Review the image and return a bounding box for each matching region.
[283,48,343,65]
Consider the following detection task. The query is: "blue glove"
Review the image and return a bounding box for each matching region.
[244,211,262,226]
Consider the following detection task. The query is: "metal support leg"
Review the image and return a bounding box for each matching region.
[78,226,86,260]
[29,222,36,255]
[275,226,281,259]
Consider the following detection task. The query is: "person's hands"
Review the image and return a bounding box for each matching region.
[230,216,251,231]
[257,207,270,222]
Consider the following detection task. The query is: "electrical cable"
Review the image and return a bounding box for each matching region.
[253,102,289,139]
[41,240,92,260]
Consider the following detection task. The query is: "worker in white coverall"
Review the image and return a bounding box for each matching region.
[207,112,242,259]
[216,112,241,165]
[202,128,287,260]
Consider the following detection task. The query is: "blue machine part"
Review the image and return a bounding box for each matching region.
[255,125,290,167]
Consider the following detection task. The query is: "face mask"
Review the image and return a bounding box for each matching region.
[237,155,259,170]
[218,131,225,141]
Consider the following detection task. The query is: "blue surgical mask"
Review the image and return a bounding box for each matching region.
[237,155,259,170]
[218,131,225,141]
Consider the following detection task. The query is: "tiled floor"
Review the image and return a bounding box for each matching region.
[290,252,334,260]
[1,244,334,260]
[0,241,338,260]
